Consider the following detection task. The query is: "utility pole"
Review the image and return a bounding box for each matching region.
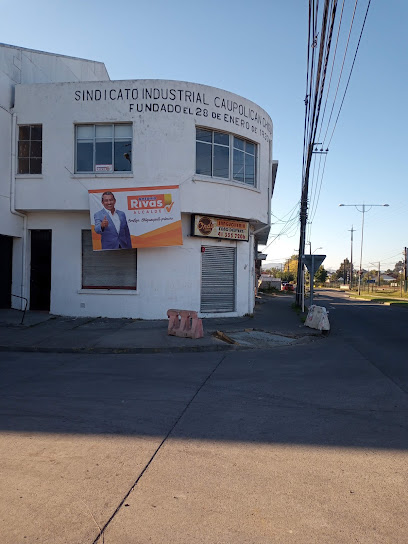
[348,226,355,288]
[296,144,312,306]
[339,204,389,295]
[404,247,407,293]
[370,261,381,289]
[295,0,335,306]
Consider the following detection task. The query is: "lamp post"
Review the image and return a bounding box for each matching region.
[339,204,389,295]
[306,241,322,255]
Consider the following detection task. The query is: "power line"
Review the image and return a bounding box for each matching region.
[309,152,329,224]
[321,0,359,145]
[299,1,373,243]
[296,0,337,304]
[327,0,372,147]
[316,0,346,143]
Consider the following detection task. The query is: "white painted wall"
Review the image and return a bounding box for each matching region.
[26,212,252,319]
[0,44,109,88]
[1,44,109,234]
[0,43,109,307]
[10,77,274,318]
[13,80,273,226]
[0,108,22,237]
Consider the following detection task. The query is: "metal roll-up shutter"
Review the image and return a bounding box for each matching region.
[82,230,137,289]
[201,246,236,312]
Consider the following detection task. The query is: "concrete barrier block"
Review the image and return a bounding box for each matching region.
[167,309,204,339]
[305,305,330,331]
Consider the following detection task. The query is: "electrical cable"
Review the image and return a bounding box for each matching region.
[306,1,374,238]
[320,0,359,145]
[309,152,328,224]
[327,0,372,147]
[271,199,301,223]
[263,215,300,251]
[308,152,323,222]
[316,0,346,142]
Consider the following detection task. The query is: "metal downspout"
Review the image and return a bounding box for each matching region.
[10,112,28,310]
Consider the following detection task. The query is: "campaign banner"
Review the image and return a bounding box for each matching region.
[192,214,249,241]
[88,185,182,251]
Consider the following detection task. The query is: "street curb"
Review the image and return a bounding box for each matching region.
[0,332,321,355]
[0,344,244,355]
[345,296,408,306]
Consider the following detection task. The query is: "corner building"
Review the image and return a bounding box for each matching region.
[2,44,278,319]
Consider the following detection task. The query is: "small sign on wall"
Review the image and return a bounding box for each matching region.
[192,214,249,241]
[95,164,113,172]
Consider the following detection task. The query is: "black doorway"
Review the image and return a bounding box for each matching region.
[30,230,51,311]
[0,235,13,308]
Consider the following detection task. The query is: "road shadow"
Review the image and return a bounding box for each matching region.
[1,338,407,450]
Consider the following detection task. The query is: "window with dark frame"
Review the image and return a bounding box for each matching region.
[196,128,257,186]
[233,136,256,186]
[81,230,137,290]
[76,124,132,173]
[18,125,42,174]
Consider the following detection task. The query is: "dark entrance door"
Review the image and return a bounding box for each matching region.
[30,230,51,311]
[0,235,13,308]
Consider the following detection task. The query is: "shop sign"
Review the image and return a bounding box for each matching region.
[192,215,249,241]
[88,185,182,251]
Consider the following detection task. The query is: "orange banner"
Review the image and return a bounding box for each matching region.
[89,186,182,251]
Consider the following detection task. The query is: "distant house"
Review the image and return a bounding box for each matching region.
[380,275,396,282]
[259,275,281,291]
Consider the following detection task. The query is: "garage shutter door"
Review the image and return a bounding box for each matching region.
[201,246,236,312]
[82,230,137,289]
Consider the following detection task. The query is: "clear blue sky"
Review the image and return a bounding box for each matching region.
[2,0,407,272]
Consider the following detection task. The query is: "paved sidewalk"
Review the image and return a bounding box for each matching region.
[0,294,318,353]
[1,291,407,544]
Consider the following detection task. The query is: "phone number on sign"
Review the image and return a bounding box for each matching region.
[218,231,247,240]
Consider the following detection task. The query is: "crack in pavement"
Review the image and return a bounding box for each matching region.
[91,353,228,543]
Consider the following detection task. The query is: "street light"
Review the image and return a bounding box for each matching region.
[306,241,322,255]
[339,203,389,295]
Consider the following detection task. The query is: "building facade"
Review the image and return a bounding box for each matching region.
[1,44,277,319]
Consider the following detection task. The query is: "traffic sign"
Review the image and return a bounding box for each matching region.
[302,254,326,275]
[301,254,326,307]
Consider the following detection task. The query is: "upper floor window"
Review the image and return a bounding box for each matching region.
[18,125,42,174]
[76,124,132,173]
[196,128,257,186]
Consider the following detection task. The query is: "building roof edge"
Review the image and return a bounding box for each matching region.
[0,42,107,67]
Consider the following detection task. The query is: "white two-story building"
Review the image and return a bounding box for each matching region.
[1,43,277,319]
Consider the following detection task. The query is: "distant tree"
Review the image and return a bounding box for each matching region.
[334,258,351,280]
[282,254,298,282]
[263,267,283,278]
[362,269,376,282]
[393,261,404,275]
[314,265,328,284]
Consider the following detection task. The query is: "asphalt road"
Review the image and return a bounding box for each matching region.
[0,293,407,543]
[315,289,408,393]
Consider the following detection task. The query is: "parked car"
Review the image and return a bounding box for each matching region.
[281,282,294,291]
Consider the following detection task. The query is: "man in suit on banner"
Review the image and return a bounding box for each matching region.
[94,191,132,250]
